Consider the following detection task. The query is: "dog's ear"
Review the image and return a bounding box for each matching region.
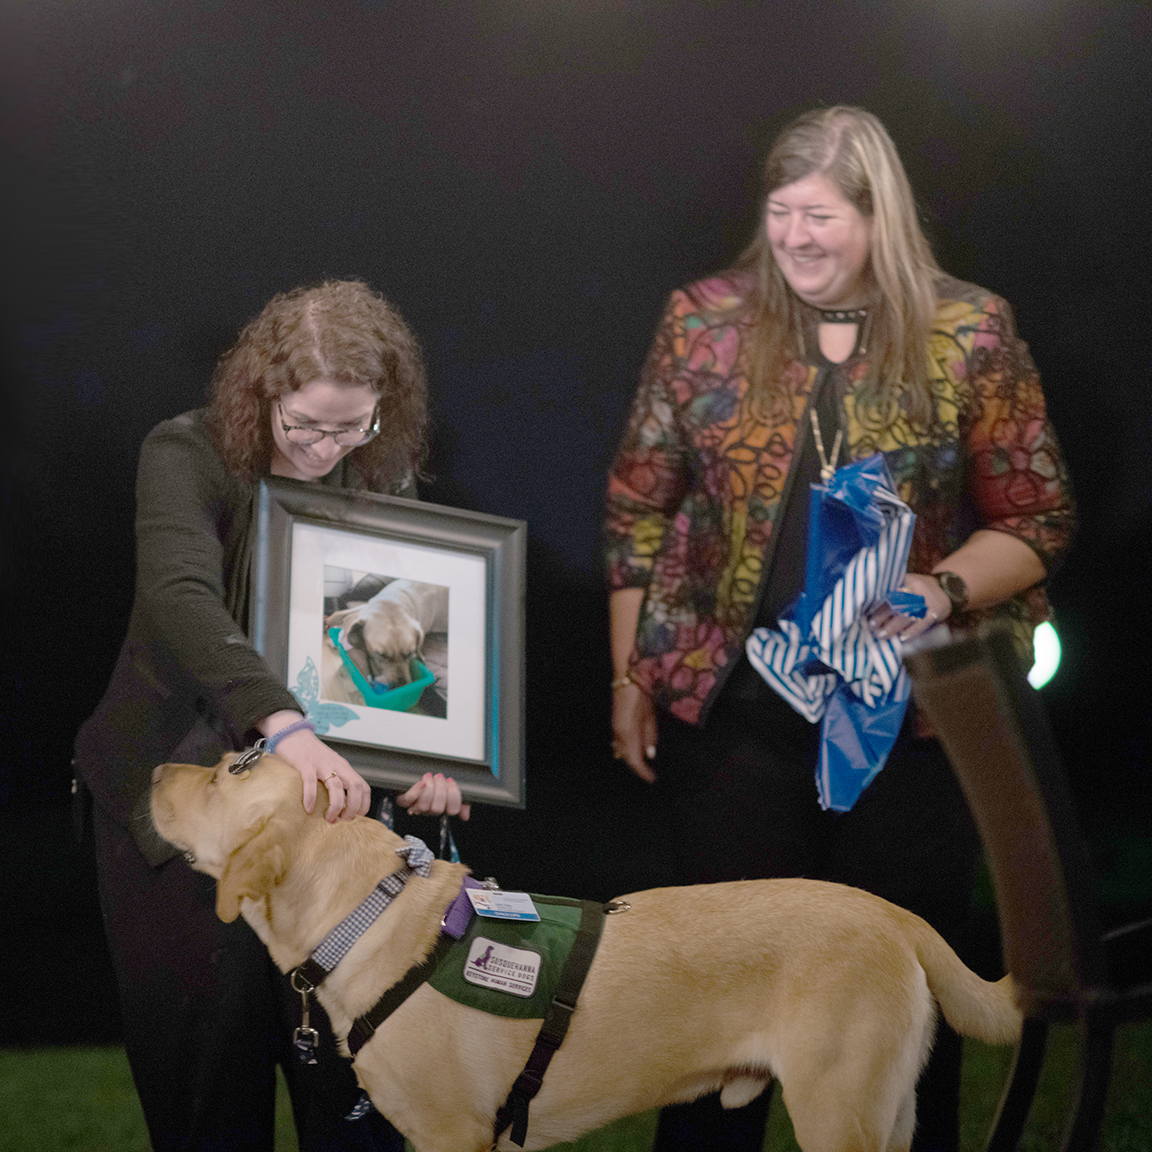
[216,818,291,923]
[325,608,354,632]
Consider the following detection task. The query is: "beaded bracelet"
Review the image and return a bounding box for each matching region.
[265,718,316,755]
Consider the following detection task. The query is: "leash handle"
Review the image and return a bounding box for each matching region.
[439,813,460,862]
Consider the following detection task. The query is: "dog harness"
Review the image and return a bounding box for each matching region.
[289,837,611,1148]
[346,893,608,1147]
[484,898,606,1147]
[288,835,440,1069]
[293,836,437,990]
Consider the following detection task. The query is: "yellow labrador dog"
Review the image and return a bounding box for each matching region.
[151,752,1021,1152]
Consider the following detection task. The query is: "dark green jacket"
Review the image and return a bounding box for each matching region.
[74,409,413,865]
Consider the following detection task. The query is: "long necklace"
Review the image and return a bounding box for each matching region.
[809,408,843,483]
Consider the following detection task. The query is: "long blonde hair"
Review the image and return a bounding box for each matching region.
[737,106,941,428]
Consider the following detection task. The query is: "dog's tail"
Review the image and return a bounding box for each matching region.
[907,914,1023,1046]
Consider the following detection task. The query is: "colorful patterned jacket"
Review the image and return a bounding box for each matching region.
[605,271,1075,726]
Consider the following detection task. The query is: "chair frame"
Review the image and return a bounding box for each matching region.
[906,629,1152,1152]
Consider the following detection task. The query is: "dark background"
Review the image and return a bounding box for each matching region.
[2,0,1149,1046]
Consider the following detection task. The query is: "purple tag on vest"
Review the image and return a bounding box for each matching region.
[442,876,484,938]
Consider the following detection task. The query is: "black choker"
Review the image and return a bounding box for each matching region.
[817,307,868,324]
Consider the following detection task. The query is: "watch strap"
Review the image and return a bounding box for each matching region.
[934,570,969,613]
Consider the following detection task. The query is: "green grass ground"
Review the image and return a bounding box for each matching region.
[2,1024,1149,1152]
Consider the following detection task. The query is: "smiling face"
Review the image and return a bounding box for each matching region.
[766,171,874,310]
[269,379,380,481]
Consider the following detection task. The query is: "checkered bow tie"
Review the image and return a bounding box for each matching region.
[395,835,435,877]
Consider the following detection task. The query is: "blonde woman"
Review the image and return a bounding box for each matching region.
[606,108,1074,1152]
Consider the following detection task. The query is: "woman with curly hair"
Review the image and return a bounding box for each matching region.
[606,108,1074,1152]
[75,280,466,1152]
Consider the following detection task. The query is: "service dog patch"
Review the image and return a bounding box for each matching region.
[463,938,540,998]
[429,895,587,1018]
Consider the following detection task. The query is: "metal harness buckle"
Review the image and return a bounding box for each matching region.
[230,740,267,774]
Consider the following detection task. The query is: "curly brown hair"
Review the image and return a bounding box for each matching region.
[206,280,428,490]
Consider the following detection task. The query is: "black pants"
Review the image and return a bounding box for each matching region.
[651,679,981,1152]
[92,803,404,1152]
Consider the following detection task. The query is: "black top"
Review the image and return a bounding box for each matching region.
[722,339,850,709]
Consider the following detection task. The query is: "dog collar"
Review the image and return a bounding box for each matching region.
[293,835,436,991]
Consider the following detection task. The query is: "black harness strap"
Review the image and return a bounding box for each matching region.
[492,898,607,1148]
[346,933,456,1057]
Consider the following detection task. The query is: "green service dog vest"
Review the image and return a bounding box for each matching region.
[428,895,590,1018]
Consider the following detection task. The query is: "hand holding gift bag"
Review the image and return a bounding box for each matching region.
[746,453,928,811]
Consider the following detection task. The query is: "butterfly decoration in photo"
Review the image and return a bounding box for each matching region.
[746,453,928,812]
[292,657,358,735]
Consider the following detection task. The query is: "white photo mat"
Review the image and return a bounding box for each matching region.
[287,522,487,762]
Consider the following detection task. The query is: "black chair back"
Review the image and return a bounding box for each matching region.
[906,630,1106,1016]
[906,627,1152,1152]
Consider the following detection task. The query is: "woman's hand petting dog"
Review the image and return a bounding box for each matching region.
[258,709,372,822]
[259,714,470,823]
[397,772,471,821]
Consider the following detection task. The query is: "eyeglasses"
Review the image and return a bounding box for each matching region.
[277,402,380,447]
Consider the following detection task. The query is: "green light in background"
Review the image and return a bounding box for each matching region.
[1028,621,1061,689]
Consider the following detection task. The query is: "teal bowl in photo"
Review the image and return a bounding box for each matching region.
[327,627,434,711]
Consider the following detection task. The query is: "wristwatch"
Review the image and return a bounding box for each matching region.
[933,571,969,615]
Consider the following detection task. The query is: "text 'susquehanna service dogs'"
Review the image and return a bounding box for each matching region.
[151,751,1021,1152]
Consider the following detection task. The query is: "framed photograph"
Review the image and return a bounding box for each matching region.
[251,477,527,807]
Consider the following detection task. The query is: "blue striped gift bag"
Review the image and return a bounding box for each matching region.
[746,454,925,811]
